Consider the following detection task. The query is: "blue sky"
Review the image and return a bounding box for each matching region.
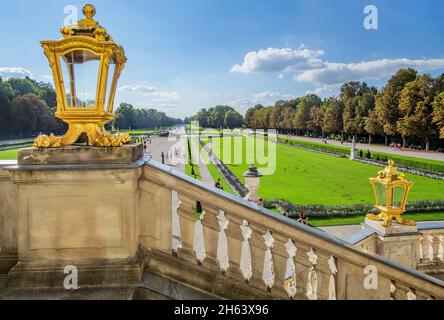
[1,0,444,118]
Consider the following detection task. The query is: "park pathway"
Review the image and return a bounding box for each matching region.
[145,137,186,173]
[282,134,444,162]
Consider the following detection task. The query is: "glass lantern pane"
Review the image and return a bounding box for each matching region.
[375,183,386,207]
[104,59,116,112]
[391,186,406,209]
[60,50,100,108]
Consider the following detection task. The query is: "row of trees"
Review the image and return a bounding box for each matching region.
[113,103,183,130]
[185,105,244,129]
[244,68,444,150]
[0,77,183,139]
[0,77,66,139]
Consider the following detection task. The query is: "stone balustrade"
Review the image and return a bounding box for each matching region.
[1,157,443,299]
[417,223,444,275]
[139,158,444,300]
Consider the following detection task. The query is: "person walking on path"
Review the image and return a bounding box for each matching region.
[161,152,165,165]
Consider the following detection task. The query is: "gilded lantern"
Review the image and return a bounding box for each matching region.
[366,160,415,228]
[34,4,131,148]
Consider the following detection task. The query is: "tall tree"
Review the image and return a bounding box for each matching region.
[364,109,384,144]
[397,75,436,150]
[293,94,321,133]
[375,68,417,144]
[322,97,344,136]
[307,105,324,137]
[432,92,444,139]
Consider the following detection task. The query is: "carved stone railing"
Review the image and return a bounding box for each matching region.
[417,223,444,275]
[139,158,444,300]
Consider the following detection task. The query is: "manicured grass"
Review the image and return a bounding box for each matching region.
[309,211,444,227]
[185,139,202,181]
[207,163,235,194]
[125,130,156,135]
[210,137,444,206]
[197,141,235,194]
[0,148,20,160]
[280,137,444,173]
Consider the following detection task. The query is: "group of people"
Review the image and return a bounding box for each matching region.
[390,142,402,150]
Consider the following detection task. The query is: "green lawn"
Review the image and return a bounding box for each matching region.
[210,136,444,206]
[280,137,444,173]
[124,130,156,135]
[197,142,235,194]
[309,211,444,227]
[185,139,202,181]
[0,148,20,160]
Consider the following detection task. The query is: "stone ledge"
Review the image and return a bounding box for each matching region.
[364,218,418,236]
[4,260,141,291]
[17,144,143,166]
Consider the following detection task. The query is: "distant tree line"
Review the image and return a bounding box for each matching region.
[0,77,66,139]
[0,77,182,139]
[185,105,244,129]
[244,68,444,151]
[113,103,183,130]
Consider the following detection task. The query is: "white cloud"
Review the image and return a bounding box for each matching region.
[232,91,296,111]
[230,44,325,74]
[0,67,34,80]
[118,85,158,94]
[232,44,444,95]
[295,58,444,85]
[306,84,342,97]
[117,84,181,107]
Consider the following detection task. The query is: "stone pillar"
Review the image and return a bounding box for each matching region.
[0,161,18,274]
[4,145,143,293]
[350,137,357,160]
[364,218,420,269]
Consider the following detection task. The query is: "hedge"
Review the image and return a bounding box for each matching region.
[265,198,444,218]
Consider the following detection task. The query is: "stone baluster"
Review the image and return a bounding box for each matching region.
[427,235,435,262]
[239,221,253,281]
[438,235,444,261]
[271,234,295,299]
[262,231,276,290]
[200,204,221,271]
[176,193,198,263]
[224,212,247,280]
[407,289,417,300]
[283,239,298,299]
[306,248,318,300]
[389,281,396,300]
[431,235,441,263]
[327,255,337,300]
[421,235,432,262]
[419,236,424,262]
[248,222,269,291]
[216,212,230,272]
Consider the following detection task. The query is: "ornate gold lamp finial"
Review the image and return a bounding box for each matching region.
[83,4,96,19]
[367,160,415,228]
[34,4,130,148]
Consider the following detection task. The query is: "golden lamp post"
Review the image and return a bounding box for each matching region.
[366,160,415,228]
[34,4,131,148]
